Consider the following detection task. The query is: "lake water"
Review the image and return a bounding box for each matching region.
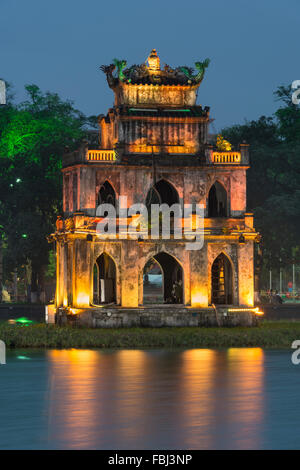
[0,348,300,449]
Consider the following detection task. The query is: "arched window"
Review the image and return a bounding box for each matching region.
[145,179,179,209]
[97,181,116,208]
[208,182,227,217]
[93,253,116,304]
[143,252,183,304]
[211,253,233,304]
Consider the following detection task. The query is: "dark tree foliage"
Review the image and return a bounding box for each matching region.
[222,86,300,273]
[0,84,93,299]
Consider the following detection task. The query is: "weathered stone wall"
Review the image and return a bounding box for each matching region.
[238,241,255,306]
[56,235,253,309]
[189,243,209,307]
[60,307,259,328]
[115,82,199,107]
[119,119,207,154]
[63,169,80,213]
[65,164,247,218]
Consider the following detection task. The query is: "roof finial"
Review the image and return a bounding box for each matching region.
[147,49,160,72]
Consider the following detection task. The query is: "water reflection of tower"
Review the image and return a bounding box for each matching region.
[178,348,265,449]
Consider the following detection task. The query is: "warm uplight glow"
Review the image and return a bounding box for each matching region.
[76,292,90,307]
[254,307,264,316]
[227,307,264,316]
[129,144,196,154]
[246,293,254,307]
[191,289,207,307]
[238,283,254,308]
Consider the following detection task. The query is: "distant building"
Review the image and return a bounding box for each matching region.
[51,50,259,326]
[0,80,6,105]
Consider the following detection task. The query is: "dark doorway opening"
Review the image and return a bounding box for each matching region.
[208,182,227,217]
[143,252,183,305]
[145,180,180,234]
[97,181,116,207]
[146,179,179,209]
[143,258,163,304]
[211,253,233,304]
[93,253,116,304]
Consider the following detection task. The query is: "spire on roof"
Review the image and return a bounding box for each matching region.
[147,49,160,72]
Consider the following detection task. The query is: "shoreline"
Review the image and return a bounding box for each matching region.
[1,321,300,349]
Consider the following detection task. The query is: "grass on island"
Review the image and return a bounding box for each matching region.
[1,321,300,349]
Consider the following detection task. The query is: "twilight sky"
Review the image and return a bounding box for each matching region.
[1,0,299,130]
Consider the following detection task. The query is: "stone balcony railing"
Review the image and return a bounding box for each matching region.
[62,144,116,167]
[57,213,255,237]
[62,141,250,167]
[206,143,249,165]
[86,150,116,161]
[211,151,241,164]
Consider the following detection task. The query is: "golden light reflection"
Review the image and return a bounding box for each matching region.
[45,348,266,449]
[227,347,263,362]
[226,348,265,448]
[47,350,102,449]
[113,350,148,441]
[178,348,265,449]
[179,349,218,449]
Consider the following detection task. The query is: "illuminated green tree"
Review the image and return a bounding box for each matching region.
[0,84,93,301]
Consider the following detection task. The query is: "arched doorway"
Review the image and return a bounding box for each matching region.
[145,179,179,209]
[93,253,116,304]
[143,258,163,304]
[143,252,183,304]
[97,180,116,207]
[208,182,227,217]
[211,253,233,304]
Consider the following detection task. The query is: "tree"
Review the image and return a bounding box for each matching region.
[0,84,92,302]
[222,87,300,287]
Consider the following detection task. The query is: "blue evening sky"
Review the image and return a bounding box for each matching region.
[1,0,299,130]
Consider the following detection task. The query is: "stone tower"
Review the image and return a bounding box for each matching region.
[51,50,260,326]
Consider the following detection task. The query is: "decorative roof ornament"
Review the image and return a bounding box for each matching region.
[146,49,160,72]
[112,59,127,81]
[216,134,232,151]
[100,51,210,88]
[180,59,210,84]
